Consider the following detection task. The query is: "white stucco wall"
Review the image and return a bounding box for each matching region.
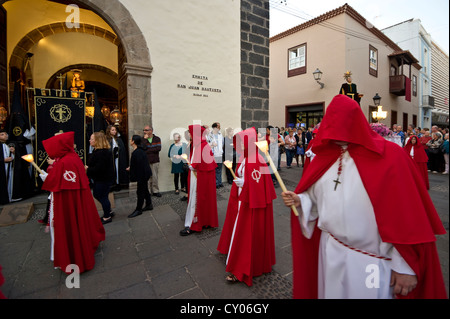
[120,0,242,191]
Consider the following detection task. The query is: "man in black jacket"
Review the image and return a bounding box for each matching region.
[127,135,153,218]
[143,126,162,197]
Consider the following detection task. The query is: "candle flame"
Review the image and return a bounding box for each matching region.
[255,141,269,153]
[22,154,34,163]
[181,154,188,160]
[223,160,233,169]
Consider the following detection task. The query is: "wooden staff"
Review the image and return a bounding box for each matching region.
[181,154,197,178]
[21,154,44,175]
[223,160,237,179]
[255,141,299,216]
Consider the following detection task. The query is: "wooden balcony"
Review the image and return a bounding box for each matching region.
[389,75,406,96]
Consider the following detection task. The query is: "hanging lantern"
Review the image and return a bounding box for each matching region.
[101,104,110,119]
[0,106,7,124]
[85,106,95,118]
[109,106,123,124]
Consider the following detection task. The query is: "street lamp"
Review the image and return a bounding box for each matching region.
[372,93,387,122]
[373,93,381,106]
[312,68,324,89]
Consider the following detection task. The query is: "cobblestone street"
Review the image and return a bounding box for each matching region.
[0,163,448,300]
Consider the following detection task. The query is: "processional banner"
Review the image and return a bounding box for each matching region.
[34,90,86,172]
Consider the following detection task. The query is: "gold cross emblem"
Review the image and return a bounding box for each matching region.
[50,104,72,123]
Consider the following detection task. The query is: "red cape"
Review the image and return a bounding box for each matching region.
[404,135,429,189]
[291,95,447,299]
[42,132,105,274]
[188,125,218,231]
[217,128,277,286]
[0,265,5,299]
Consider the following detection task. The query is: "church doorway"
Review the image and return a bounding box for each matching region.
[1,0,152,145]
[285,102,325,129]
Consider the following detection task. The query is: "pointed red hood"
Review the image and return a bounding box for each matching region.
[404,135,428,163]
[41,131,89,192]
[189,125,206,147]
[312,94,384,156]
[42,132,76,159]
[290,95,447,299]
[233,128,274,207]
[234,127,261,164]
[188,125,216,171]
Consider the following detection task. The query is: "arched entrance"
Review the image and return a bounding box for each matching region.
[1,0,153,139]
[72,0,153,137]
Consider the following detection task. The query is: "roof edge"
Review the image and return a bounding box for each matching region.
[270,3,405,54]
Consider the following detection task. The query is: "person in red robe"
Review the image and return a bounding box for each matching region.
[217,127,277,286]
[40,132,105,274]
[282,95,447,299]
[404,135,430,190]
[180,125,218,235]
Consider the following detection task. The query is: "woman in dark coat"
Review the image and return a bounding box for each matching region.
[127,135,153,218]
[86,132,114,224]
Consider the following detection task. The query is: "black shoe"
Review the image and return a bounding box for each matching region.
[101,217,112,224]
[101,212,114,219]
[180,196,188,202]
[128,210,142,218]
[153,193,162,197]
[142,204,153,211]
[179,227,195,236]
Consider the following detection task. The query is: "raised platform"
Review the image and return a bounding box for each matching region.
[0,202,35,227]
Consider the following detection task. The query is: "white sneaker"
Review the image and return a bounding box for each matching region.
[443,171,449,175]
[432,171,438,174]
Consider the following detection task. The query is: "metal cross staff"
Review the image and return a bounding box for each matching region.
[56,73,65,97]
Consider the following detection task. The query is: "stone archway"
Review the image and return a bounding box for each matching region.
[4,0,153,139]
[70,0,154,137]
[9,23,120,71]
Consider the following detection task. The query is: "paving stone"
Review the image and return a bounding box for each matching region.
[0,163,447,299]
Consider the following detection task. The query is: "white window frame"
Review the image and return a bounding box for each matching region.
[289,45,306,71]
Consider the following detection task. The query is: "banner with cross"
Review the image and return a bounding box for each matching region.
[34,91,86,173]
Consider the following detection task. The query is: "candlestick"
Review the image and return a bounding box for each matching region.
[21,154,44,174]
[255,141,299,216]
[223,160,237,179]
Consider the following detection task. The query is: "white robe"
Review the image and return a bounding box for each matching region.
[184,147,197,228]
[297,147,415,299]
[226,159,245,265]
[49,193,55,262]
